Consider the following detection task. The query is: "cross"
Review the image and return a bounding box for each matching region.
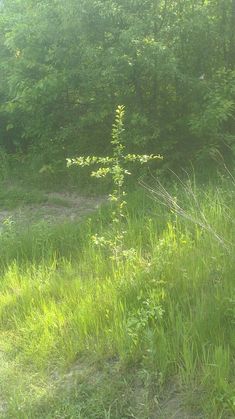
[67,106,162,210]
[67,106,162,258]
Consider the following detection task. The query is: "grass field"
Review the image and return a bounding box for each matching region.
[0,174,234,418]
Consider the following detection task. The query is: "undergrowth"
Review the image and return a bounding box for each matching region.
[0,176,234,418]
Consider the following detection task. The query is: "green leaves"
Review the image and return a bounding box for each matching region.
[0,0,234,164]
[189,69,235,159]
[68,105,162,261]
[125,154,162,163]
[67,156,115,168]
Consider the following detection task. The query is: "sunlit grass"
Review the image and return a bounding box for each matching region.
[0,177,234,418]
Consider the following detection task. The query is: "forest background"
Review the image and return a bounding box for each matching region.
[0,0,235,183]
[0,2,235,418]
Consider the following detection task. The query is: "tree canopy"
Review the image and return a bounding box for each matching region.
[0,0,235,169]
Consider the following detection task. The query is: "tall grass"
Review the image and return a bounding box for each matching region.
[0,177,234,418]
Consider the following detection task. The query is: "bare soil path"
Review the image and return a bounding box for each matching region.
[0,192,107,227]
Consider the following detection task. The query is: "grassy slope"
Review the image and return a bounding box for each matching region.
[0,177,234,418]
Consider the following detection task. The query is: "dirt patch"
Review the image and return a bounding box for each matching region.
[57,361,203,419]
[153,381,204,419]
[0,192,107,227]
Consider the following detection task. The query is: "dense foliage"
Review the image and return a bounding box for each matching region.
[0,0,235,171]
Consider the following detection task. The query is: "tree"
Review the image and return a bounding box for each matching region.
[0,0,234,170]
